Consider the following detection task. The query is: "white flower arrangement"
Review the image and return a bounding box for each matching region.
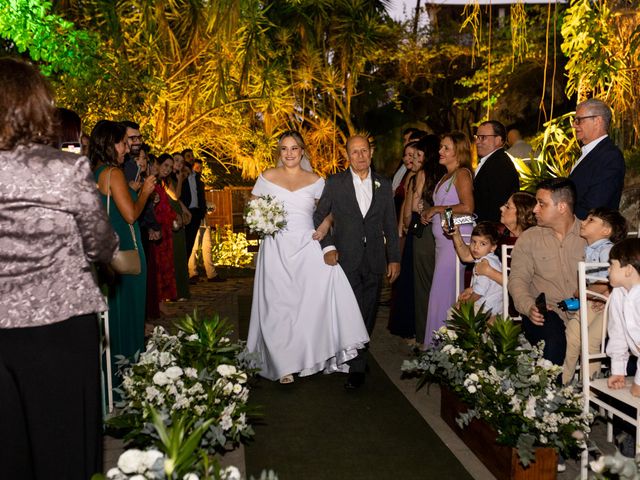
[402,303,592,466]
[244,195,287,238]
[108,312,257,457]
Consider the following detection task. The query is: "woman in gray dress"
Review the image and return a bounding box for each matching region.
[0,57,119,479]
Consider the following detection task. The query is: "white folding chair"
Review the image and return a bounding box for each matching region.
[99,309,114,414]
[579,261,640,478]
[628,222,640,238]
[454,232,472,299]
[500,244,521,320]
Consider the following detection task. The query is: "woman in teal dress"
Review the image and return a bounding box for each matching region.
[90,120,156,387]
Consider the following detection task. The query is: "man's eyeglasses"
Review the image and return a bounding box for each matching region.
[572,115,599,125]
[473,134,499,141]
[128,135,143,142]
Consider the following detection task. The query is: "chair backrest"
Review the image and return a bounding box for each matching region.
[454,232,472,299]
[501,244,520,320]
[578,261,610,383]
[628,222,640,239]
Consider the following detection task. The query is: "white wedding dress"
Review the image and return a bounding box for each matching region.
[247,175,369,381]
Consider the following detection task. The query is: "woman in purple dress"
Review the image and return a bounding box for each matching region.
[421,132,475,345]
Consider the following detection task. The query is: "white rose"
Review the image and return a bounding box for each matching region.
[142,449,165,473]
[153,371,170,386]
[159,352,174,367]
[165,366,184,380]
[216,364,237,377]
[468,373,479,382]
[106,467,127,480]
[183,473,200,480]
[117,449,145,474]
[232,383,242,394]
[222,466,242,480]
[467,385,477,394]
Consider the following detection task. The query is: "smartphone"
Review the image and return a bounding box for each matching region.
[535,292,548,316]
[134,165,142,183]
[444,207,455,233]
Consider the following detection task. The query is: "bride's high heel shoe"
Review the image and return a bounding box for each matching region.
[279,374,294,384]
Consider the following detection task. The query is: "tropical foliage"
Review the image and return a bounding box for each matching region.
[1,0,638,178]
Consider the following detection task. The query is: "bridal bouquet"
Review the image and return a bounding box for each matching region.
[244,195,287,238]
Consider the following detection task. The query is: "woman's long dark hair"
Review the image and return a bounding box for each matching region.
[415,135,444,208]
[89,120,126,169]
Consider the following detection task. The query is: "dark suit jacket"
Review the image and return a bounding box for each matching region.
[473,148,520,223]
[569,136,626,220]
[180,172,206,218]
[314,169,400,275]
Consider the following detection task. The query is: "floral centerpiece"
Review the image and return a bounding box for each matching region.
[402,303,592,466]
[108,311,258,457]
[244,195,287,238]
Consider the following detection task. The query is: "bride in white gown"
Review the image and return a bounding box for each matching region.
[247,131,369,384]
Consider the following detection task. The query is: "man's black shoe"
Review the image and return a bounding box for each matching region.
[344,372,365,390]
[189,276,199,285]
[207,275,226,283]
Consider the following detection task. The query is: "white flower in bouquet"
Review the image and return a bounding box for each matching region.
[244,195,287,238]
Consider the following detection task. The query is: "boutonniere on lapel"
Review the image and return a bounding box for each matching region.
[374,180,381,190]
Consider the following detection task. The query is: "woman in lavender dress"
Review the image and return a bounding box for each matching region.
[421,132,475,345]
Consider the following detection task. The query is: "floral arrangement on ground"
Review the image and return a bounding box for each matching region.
[105,311,260,477]
[402,302,592,466]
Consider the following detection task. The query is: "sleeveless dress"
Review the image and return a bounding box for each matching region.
[423,172,473,345]
[247,175,369,381]
[94,165,147,386]
[153,184,177,301]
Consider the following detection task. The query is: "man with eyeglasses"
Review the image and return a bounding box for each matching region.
[473,120,520,223]
[121,120,161,243]
[569,98,625,220]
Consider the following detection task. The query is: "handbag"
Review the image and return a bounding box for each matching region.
[106,168,142,275]
[407,211,426,238]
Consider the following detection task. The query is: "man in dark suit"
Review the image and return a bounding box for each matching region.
[314,135,401,389]
[569,98,626,220]
[180,160,206,276]
[473,120,520,223]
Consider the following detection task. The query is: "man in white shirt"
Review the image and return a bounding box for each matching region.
[314,135,400,389]
[569,98,626,219]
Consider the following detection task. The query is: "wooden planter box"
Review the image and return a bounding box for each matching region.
[440,387,557,480]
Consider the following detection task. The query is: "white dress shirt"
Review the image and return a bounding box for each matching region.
[391,164,407,192]
[187,173,198,209]
[351,167,373,217]
[474,148,499,177]
[570,135,608,173]
[606,285,640,384]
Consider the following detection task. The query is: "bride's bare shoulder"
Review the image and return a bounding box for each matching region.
[261,168,280,181]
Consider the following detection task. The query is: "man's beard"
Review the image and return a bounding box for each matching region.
[130,145,141,156]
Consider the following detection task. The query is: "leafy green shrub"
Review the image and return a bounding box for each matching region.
[210,226,254,268]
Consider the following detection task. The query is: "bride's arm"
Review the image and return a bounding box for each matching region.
[313,212,333,241]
